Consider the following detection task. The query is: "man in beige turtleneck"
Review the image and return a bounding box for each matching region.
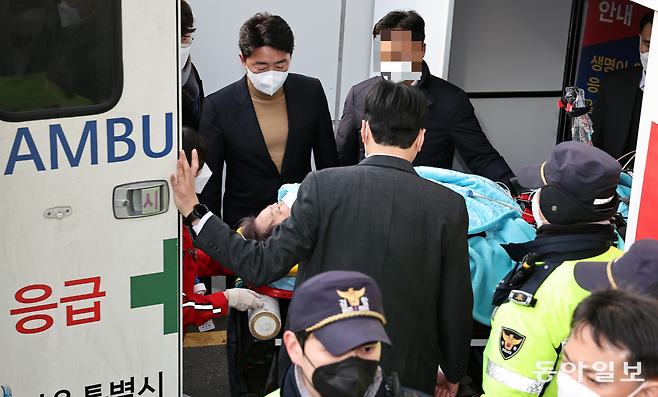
[246,73,288,174]
[196,12,338,397]
[198,12,338,230]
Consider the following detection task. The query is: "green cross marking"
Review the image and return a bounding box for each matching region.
[130,238,178,334]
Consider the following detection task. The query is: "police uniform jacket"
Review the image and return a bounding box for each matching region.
[482,224,623,397]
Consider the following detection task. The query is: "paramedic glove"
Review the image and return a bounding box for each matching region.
[225,289,264,311]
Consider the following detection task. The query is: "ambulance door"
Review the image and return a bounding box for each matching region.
[0,1,181,395]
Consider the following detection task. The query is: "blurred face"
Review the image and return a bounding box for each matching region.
[254,201,290,236]
[239,46,291,74]
[561,324,647,397]
[286,332,381,397]
[374,30,424,83]
[640,22,652,54]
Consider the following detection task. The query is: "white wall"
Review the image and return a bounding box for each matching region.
[448,0,573,173]
[449,0,572,92]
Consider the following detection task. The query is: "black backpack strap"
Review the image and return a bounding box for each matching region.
[492,259,561,308]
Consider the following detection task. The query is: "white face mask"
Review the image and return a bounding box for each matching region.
[380,61,422,83]
[281,191,297,208]
[246,67,288,96]
[640,50,649,73]
[194,163,213,194]
[531,189,546,227]
[557,370,647,397]
[180,43,192,69]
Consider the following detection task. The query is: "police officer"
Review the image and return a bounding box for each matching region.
[267,270,431,397]
[558,242,658,397]
[482,141,625,396]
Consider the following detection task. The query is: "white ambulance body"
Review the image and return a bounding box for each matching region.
[1,1,181,395]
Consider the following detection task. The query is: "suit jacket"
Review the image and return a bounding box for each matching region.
[195,155,474,393]
[336,61,515,185]
[182,63,204,131]
[198,73,339,228]
[592,66,643,160]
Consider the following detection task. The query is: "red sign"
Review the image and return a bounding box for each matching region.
[635,122,658,240]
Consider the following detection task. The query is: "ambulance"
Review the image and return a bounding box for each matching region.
[1,1,182,395]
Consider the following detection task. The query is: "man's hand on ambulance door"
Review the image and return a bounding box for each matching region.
[171,149,200,218]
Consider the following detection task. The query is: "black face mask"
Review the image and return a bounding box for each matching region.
[304,354,379,397]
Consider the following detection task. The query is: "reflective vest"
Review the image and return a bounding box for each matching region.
[482,247,623,396]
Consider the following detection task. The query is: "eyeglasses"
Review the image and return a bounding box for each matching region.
[181,35,194,48]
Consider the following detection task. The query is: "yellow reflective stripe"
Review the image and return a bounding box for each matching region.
[486,358,548,395]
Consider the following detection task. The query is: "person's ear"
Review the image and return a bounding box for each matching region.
[416,128,426,152]
[239,53,247,68]
[639,380,658,396]
[361,120,368,144]
[284,330,304,365]
[422,42,426,58]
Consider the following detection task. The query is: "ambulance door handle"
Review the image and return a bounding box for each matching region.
[113,180,170,219]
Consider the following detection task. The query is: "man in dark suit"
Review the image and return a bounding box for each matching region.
[180,0,204,131]
[198,13,338,229]
[592,11,653,161]
[336,10,515,188]
[197,14,338,397]
[173,80,474,396]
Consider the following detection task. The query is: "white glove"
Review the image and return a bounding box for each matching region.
[225,289,264,311]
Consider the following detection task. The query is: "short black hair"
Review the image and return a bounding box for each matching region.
[236,216,274,242]
[364,80,428,149]
[239,13,294,59]
[181,1,196,36]
[640,10,653,32]
[182,126,207,170]
[294,330,311,351]
[373,10,425,42]
[571,289,658,380]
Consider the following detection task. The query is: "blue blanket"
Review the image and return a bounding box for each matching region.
[415,167,536,325]
[617,172,632,220]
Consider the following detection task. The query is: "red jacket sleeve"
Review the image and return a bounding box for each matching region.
[182,225,230,337]
[182,290,228,330]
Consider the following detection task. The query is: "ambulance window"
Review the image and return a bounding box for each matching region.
[0,0,122,122]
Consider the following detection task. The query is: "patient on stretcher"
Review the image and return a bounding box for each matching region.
[237,189,298,290]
